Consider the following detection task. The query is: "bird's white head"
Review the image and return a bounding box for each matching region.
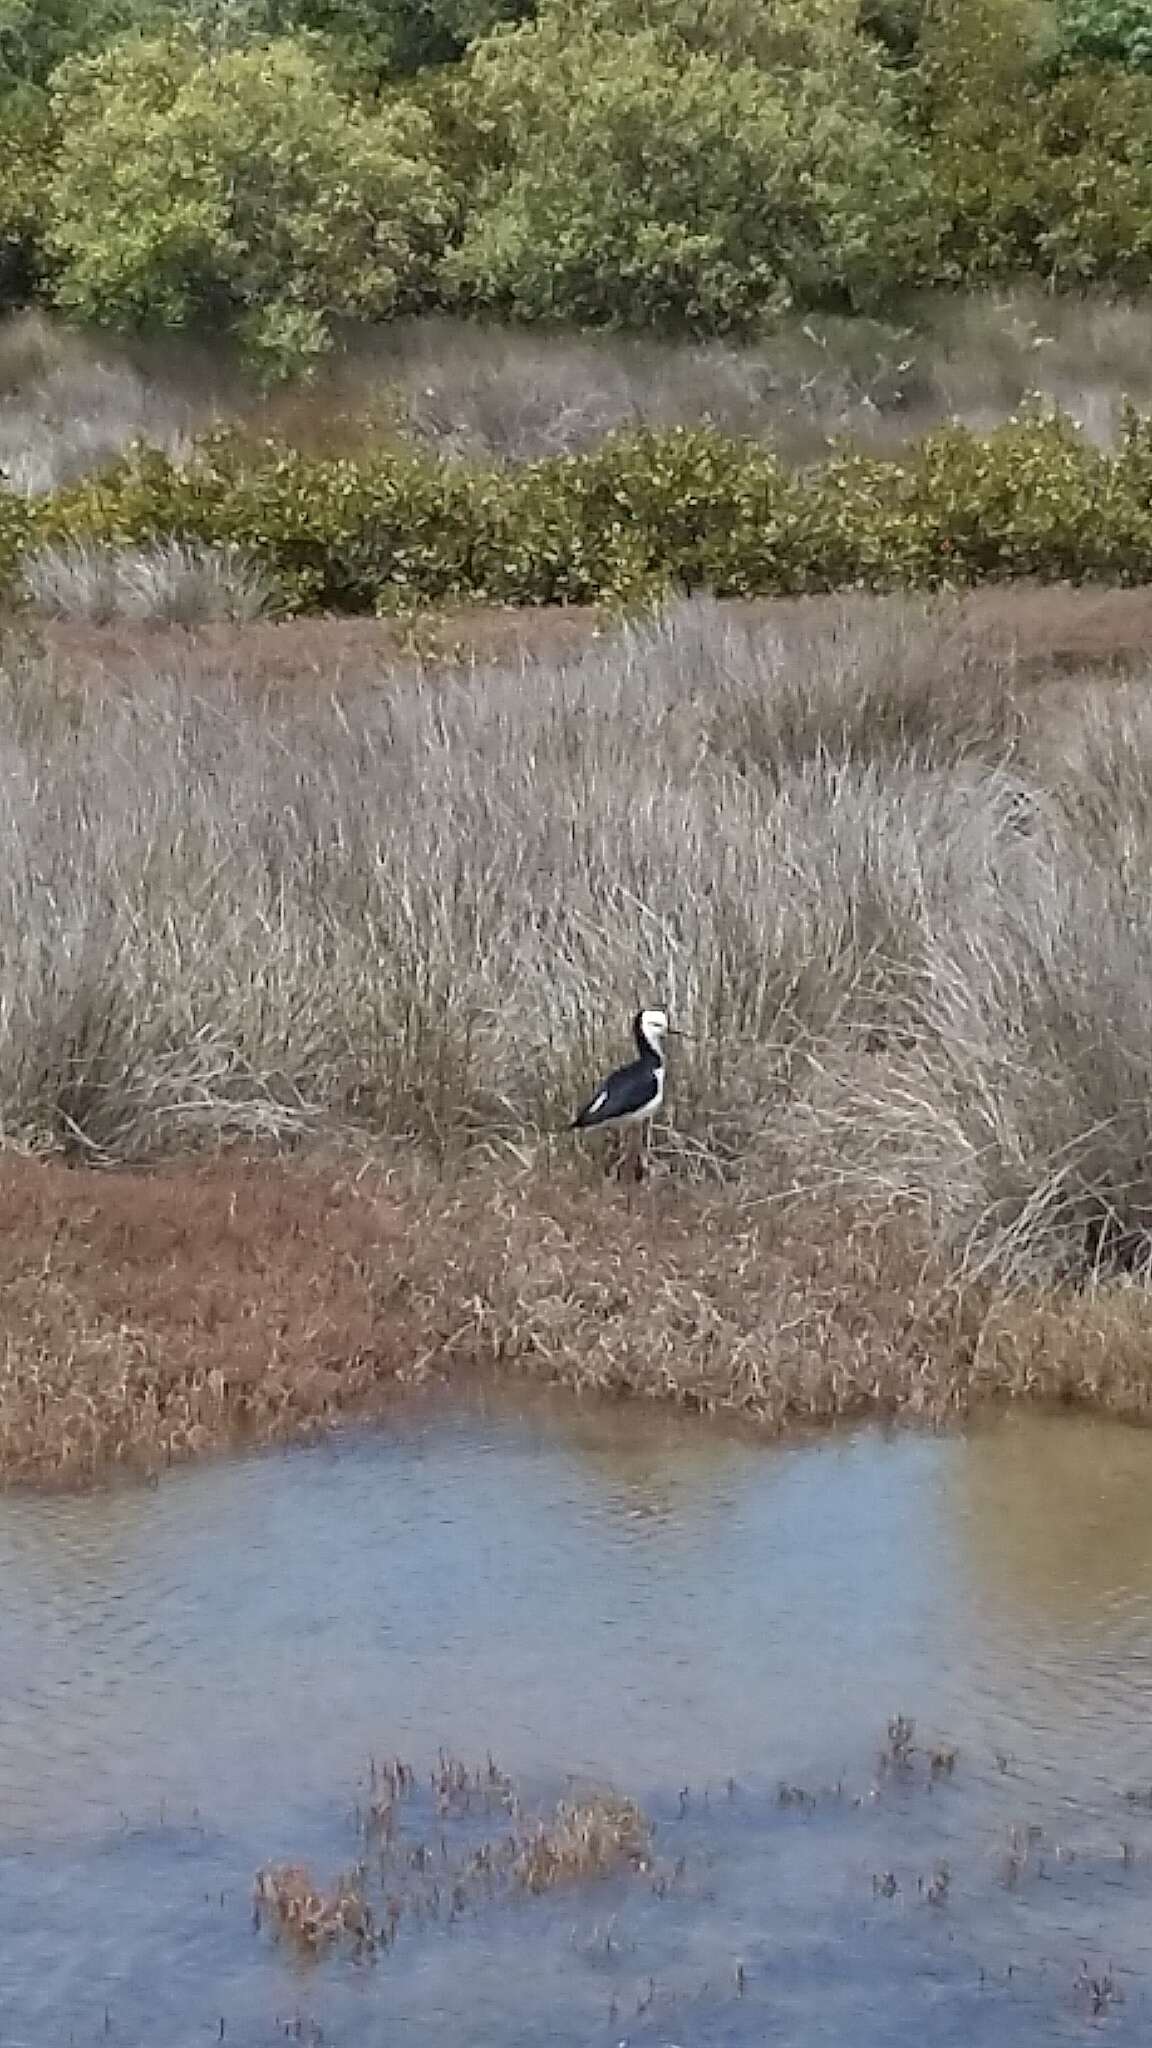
[635,1008,670,1058]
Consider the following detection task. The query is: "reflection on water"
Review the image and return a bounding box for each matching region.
[956,1408,1152,1620]
[2,1401,1152,2043]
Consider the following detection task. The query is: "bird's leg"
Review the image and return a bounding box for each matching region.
[631,1125,646,1184]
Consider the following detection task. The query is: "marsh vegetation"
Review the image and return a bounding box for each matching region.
[4,294,1152,497]
[1,582,1152,1474]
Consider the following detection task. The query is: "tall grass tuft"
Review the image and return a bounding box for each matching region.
[22,540,276,625]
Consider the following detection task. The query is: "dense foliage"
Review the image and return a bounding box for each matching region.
[3,0,1152,364]
[1054,0,1152,70]
[437,12,933,326]
[46,36,453,374]
[19,409,1152,611]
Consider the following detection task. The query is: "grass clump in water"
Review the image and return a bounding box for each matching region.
[255,1754,652,1961]
[253,1864,375,1956]
[513,1796,652,1894]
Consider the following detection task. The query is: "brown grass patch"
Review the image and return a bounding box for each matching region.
[254,1751,651,1962]
[25,582,1152,703]
[0,1152,965,1481]
[27,605,613,697]
[513,1794,652,1894]
[4,1149,1152,1489]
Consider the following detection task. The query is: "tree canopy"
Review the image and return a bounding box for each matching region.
[0,0,1148,369]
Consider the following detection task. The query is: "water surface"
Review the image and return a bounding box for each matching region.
[3,1401,1152,2044]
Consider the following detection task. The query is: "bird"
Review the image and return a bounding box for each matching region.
[569,1008,682,1178]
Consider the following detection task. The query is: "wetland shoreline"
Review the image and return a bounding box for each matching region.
[5,1149,1152,1489]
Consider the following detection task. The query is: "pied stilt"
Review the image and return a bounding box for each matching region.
[569,1009,682,1178]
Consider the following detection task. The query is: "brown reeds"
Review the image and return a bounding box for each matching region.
[255,1753,652,1962]
[512,1796,652,1894]
[253,1863,374,1955]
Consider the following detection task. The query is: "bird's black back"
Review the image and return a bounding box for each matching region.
[570,1049,661,1129]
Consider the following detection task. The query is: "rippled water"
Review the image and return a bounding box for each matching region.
[5,1401,1152,2044]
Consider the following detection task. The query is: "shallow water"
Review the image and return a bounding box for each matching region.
[5,1401,1152,2044]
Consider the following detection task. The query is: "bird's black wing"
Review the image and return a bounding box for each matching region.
[570,1080,614,1130]
[570,1058,652,1129]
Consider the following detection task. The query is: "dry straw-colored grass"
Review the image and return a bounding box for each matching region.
[5,1146,1152,1487]
[253,1862,374,1954]
[0,313,197,496]
[0,1151,984,1483]
[255,1751,651,1962]
[4,292,1152,494]
[512,1794,653,1894]
[344,294,1152,463]
[3,587,1152,1477]
[0,589,1046,1171]
[21,540,276,627]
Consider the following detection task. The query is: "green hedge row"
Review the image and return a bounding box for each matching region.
[17,408,1152,613]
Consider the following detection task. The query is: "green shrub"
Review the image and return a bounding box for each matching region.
[10,0,1152,352]
[922,65,1152,286]
[0,90,55,306]
[1028,70,1152,287]
[902,2,1152,287]
[44,35,453,375]
[437,15,935,329]
[1054,0,1152,69]
[0,486,33,591]
[0,0,533,93]
[542,431,795,593]
[0,0,168,92]
[539,0,874,69]
[30,408,1152,613]
[39,434,660,609]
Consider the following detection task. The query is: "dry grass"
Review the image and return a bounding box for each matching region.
[5,292,1152,490]
[0,314,197,496]
[0,593,1136,1199]
[353,295,1152,463]
[22,540,276,626]
[513,1795,653,1893]
[4,1146,1152,1487]
[255,1752,652,1962]
[0,592,1044,1165]
[253,1862,374,1953]
[3,587,1152,1478]
[0,1152,985,1483]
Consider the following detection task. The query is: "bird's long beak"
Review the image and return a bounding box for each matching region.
[665,1027,694,1039]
